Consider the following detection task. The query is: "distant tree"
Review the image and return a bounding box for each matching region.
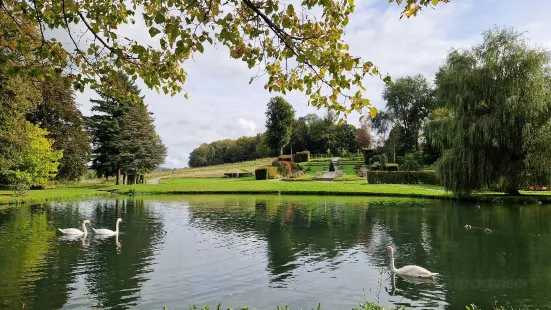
[382,74,435,152]
[335,123,359,155]
[117,102,167,183]
[289,117,310,154]
[355,118,373,149]
[27,73,92,181]
[265,97,295,155]
[87,72,140,184]
[426,26,551,196]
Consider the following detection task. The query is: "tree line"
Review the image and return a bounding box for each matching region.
[0,15,166,190]
[188,96,372,167]
[372,26,551,196]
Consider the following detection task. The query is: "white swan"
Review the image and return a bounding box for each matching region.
[386,246,438,279]
[58,220,91,235]
[93,218,122,236]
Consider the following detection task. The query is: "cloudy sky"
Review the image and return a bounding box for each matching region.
[73,0,551,168]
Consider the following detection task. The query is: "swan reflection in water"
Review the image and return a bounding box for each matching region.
[386,272,437,296]
[59,233,90,248]
[94,233,122,252]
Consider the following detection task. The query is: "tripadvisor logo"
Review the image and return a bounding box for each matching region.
[450,278,531,290]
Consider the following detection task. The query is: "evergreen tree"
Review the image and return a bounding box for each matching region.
[87,73,140,184]
[117,103,167,184]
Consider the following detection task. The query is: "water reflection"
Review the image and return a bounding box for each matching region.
[0,198,164,310]
[1,195,551,309]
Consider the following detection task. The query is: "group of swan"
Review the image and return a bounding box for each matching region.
[58,218,122,237]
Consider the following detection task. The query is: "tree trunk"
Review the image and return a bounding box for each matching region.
[122,173,126,185]
[280,146,283,155]
[115,168,121,185]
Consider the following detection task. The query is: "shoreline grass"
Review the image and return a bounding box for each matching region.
[2,177,551,206]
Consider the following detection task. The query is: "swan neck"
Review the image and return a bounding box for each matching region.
[115,221,120,234]
[82,221,87,234]
[389,251,397,273]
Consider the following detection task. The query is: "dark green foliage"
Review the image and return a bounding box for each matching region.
[368,154,388,171]
[400,153,422,171]
[367,171,439,185]
[426,26,551,196]
[26,73,91,181]
[117,102,167,180]
[294,151,310,163]
[255,166,278,180]
[385,163,399,171]
[87,72,138,179]
[329,161,336,172]
[265,96,295,155]
[87,72,166,183]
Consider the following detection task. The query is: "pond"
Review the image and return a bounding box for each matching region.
[0,195,550,309]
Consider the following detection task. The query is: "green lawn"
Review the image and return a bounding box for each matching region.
[2,177,551,206]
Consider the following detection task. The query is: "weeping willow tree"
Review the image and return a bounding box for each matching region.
[426,26,551,197]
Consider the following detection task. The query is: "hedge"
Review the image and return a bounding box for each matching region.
[255,166,279,180]
[278,155,293,162]
[367,171,439,185]
[295,151,310,163]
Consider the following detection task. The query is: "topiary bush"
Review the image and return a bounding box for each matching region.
[277,155,293,162]
[255,166,278,180]
[329,161,336,172]
[367,171,439,185]
[294,151,310,163]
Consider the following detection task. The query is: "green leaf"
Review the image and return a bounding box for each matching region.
[149,27,161,37]
[155,12,165,24]
[286,4,295,15]
[196,43,204,53]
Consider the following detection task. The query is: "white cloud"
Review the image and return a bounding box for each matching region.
[67,0,551,168]
[238,118,257,132]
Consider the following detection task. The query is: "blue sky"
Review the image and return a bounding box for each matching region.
[73,0,551,168]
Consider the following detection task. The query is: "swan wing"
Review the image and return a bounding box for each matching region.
[94,228,115,235]
[395,265,438,278]
[58,228,84,235]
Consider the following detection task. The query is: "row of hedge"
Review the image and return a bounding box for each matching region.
[367,171,440,185]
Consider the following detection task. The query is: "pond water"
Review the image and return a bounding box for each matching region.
[0,195,550,310]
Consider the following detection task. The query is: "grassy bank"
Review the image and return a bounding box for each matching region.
[2,177,551,206]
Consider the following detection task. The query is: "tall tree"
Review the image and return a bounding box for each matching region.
[381,74,435,152]
[117,103,167,183]
[426,26,551,196]
[87,73,140,184]
[27,73,91,181]
[0,0,447,117]
[0,66,62,189]
[265,97,295,155]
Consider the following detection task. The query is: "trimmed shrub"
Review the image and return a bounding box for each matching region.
[329,161,336,172]
[255,166,279,180]
[223,172,239,178]
[295,151,310,163]
[367,171,439,185]
[278,155,293,162]
[385,163,399,171]
[238,172,253,178]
